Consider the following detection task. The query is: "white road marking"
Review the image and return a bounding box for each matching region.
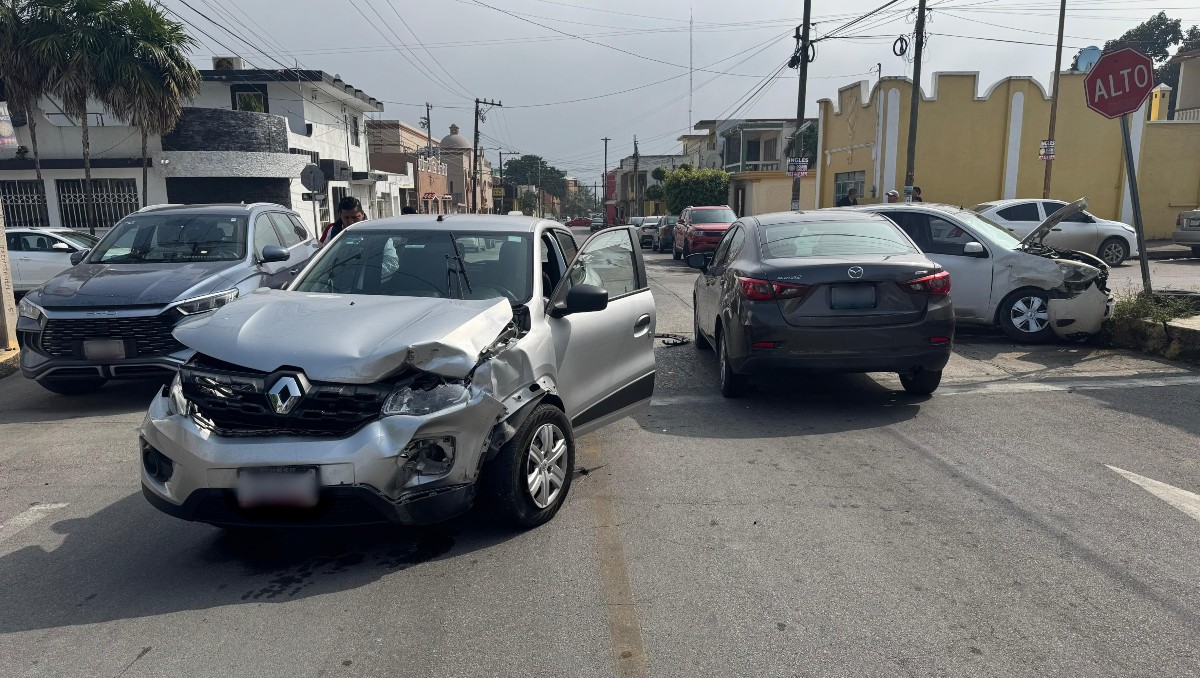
[0,503,69,544]
[1107,466,1200,523]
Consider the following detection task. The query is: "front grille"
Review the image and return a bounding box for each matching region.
[181,357,393,437]
[39,314,183,359]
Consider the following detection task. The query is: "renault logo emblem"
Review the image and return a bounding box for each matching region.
[847,266,864,279]
[266,375,305,415]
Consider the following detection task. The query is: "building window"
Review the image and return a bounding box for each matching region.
[834,171,866,204]
[230,84,269,113]
[351,115,360,147]
[745,139,761,162]
[0,180,50,227]
[55,178,140,229]
[763,138,778,162]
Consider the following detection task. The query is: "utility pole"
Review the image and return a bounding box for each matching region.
[903,0,928,202]
[0,205,17,350]
[498,150,508,213]
[632,136,641,218]
[602,136,611,223]
[472,98,502,213]
[788,0,812,212]
[1043,0,1067,199]
[689,6,694,129]
[424,102,433,156]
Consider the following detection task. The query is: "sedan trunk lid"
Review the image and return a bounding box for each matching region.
[758,255,939,328]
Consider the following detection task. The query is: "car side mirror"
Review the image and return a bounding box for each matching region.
[52,242,72,251]
[963,242,986,257]
[70,249,88,265]
[551,283,608,317]
[260,244,289,263]
[686,252,711,270]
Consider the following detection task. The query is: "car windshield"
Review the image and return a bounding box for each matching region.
[57,231,100,249]
[643,218,660,225]
[692,208,737,224]
[953,210,1022,249]
[89,214,248,263]
[761,220,919,259]
[969,203,996,213]
[293,230,533,303]
[662,216,678,225]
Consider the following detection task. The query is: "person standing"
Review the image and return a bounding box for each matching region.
[836,187,859,207]
[912,187,924,202]
[320,196,366,244]
[885,190,900,203]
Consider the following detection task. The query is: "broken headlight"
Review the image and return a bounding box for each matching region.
[1057,261,1099,285]
[398,437,456,477]
[166,373,189,416]
[382,383,470,416]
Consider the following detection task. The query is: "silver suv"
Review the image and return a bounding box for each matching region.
[17,204,318,394]
[139,216,656,528]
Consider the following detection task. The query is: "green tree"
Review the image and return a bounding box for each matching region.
[663,166,730,215]
[102,0,200,206]
[0,1,51,185]
[651,166,666,183]
[1083,12,1200,118]
[561,184,596,217]
[29,0,126,233]
[518,190,538,216]
[503,154,568,200]
[644,184,664,202]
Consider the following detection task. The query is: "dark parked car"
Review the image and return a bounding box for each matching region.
[688,210,954,397]
[16,203,319,394]
[653,215,679,252]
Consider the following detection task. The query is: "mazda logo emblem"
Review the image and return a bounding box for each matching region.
[847,266,864,279]
[266,375,305,415]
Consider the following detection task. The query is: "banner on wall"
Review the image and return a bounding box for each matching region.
[0,103,17,147]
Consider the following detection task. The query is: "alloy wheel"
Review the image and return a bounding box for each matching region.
[1009,295,1049,333]
[525,423,568,509]
[1101,241,1127,265]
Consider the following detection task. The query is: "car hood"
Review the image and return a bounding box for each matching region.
[31,260,246,308]
[172,289,515,383]
[1020,198,1088,246]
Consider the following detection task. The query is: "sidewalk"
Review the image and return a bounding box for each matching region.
[1145,239,1194,260]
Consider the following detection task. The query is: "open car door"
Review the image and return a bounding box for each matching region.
[547,226,656,436]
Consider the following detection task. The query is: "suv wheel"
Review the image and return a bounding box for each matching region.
[899,369,942,395]
[998,289,1054,343]
[485,404,575,529]
[39,377,106,395]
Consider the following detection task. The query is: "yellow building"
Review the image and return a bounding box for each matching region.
[817,72,1200,238]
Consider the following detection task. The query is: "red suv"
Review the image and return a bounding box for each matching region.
[673,206,738,260]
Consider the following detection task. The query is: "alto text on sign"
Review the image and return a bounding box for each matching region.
[1083,48,1155,119]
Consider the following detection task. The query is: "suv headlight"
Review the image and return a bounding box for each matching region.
[382,383,470,416]
[18,297,44,322]
[171,289,238,316]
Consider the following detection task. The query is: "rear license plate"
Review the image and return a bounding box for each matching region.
[236,466,319,508]
[830,285,877,310]
[83,339,125,360]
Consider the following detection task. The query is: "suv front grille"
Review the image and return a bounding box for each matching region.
[39,314,184,359]
[181,358,394,437]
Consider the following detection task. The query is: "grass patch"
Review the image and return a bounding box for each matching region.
[1103,291,1198,342]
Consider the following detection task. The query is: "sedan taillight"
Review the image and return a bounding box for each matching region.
[899,271,951,295]
[737,277,812,301]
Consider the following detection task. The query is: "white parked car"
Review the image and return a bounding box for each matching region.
[638,216,660,248]
[1171,208,1200,257]
[4,227,101,292]
[855,200,1112,343]
[972,199,1138,267]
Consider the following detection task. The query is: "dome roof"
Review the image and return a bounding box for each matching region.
[440,124,472,150]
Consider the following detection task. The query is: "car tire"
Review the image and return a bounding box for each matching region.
[899,369,942,395]
[998,288,1055,344]
[485,404,575,529]
[693,299,711,351]
[683,242,692,260]
[672,244,682,261]
[717,329,747,398]
[1191,246,1200,258]
[651,239,659,252]
[1098,237,1129,266]
[39,377,106,395]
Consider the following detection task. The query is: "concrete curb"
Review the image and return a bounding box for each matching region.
[0,349,19,381]
[1109,316,1200,362]
[1145,247,1194,261]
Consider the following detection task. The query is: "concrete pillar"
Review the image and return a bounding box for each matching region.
[0,206,19,349]
[1149,84,1172,122]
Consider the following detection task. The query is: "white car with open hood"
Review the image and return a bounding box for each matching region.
[853,199,1113,343]
[138,215,656,529]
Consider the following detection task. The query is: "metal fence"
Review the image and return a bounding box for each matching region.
[55,178,140,229]
[0,180,50,227]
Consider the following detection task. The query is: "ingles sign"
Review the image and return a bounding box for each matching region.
[0,103,17,147]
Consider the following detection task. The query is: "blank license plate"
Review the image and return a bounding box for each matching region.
[830,285,877,310]
[83,339,125,360]
[236,467,318,508]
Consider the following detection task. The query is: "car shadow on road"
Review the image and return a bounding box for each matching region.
[0,492,519,634]
[0,376,167,425]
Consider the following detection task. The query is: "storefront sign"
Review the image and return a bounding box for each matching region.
[1039,139,1055,161]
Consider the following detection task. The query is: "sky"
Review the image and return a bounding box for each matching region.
[162,0,1199,188]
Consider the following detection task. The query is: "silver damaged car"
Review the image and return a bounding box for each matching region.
[139,216,656,528]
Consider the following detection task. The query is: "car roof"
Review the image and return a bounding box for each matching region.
[688,205,732,210]
[748,209,900,226]
[350,213,553,234]
[135,203,296,216]
[849,203,973,217]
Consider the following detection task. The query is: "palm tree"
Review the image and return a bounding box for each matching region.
[102,0,200,206]
[0,1,51,187]
[28,0,125,234]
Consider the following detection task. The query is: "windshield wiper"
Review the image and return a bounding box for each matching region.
[445,232,473,298]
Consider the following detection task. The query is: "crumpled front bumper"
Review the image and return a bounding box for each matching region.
[1048,283,1112,338]
[138,388,505,526]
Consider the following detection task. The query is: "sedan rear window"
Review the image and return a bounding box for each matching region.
[293,230,532,303]
[692,209,736,224]
[761,220,918,259]
[90,214,248,263]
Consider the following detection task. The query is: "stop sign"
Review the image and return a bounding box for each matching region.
[1084,48,1155,119]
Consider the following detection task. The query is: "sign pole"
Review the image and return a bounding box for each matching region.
[0,206,18,350]
[1119,114,1152,295]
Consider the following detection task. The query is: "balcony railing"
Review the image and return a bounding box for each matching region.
[725,160,781,172]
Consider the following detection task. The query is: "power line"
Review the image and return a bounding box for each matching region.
[345,0,469,99]
[383,0,473,96]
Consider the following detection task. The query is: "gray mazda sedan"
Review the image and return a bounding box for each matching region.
[17,203,317,394]
[688,210,954,397]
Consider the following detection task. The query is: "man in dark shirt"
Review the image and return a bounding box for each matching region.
[320,196,366,243]
[835,188,859,207]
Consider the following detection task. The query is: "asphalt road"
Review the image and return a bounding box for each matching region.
[1109,255,1200,293]
[3,235,1200,677]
